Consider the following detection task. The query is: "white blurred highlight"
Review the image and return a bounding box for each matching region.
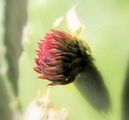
[66,5,83,34]
[23,89,68,120]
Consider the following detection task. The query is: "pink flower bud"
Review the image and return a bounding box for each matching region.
[34,29,91,86]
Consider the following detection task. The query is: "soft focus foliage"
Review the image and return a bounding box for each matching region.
[0,0,129,120]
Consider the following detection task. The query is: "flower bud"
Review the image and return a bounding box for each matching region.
[34,29,92,86]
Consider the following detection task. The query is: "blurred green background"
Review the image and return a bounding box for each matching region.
[0,0,129,120]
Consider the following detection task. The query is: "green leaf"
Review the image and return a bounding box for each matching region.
[18,0,129,120]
